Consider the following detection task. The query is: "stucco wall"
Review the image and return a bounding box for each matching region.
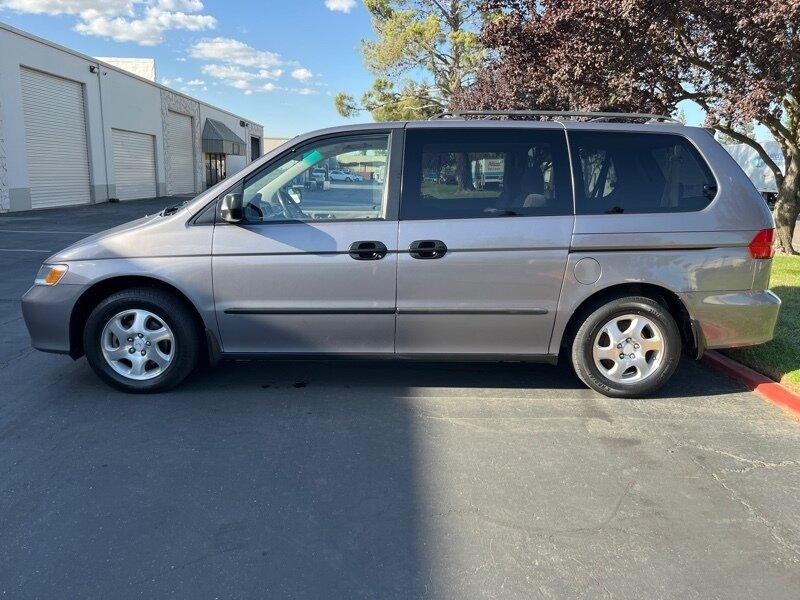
[0,74,7,212]
[160,88,202,195]
[102,66,166,196]
[199,103,264,178]
[0,23,262,211]
[0,25,109,209]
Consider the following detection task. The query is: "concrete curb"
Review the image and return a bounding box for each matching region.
[703,350,800,418]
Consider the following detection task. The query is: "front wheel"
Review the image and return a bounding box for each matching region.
[83,288,201,393]
[570,296,682,398]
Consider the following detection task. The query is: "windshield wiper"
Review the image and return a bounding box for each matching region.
[161,200,188,216]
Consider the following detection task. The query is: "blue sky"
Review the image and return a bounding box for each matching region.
[0,0,768,142]
[0,0,377,137]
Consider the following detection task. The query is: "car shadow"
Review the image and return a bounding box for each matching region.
[3,351,748,598]
[180,356,744,400]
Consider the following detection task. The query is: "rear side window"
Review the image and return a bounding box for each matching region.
[570,131,717,215]
[401,128,572,219]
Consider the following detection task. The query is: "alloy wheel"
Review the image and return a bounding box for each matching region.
[591,313,665,384]
[100,309,175,381]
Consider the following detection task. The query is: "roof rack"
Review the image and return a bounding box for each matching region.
[431,110,681,124]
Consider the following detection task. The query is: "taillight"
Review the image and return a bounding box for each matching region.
[748,228,775,259]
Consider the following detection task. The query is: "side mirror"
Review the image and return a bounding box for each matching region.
[220,193,243,223]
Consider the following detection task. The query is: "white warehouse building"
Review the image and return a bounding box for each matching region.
[0,22,264,212]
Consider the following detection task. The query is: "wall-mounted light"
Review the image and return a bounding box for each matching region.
[89,65,99,74]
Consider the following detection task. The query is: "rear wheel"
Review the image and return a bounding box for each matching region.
[571,296,681,398]
[83,288,201,393]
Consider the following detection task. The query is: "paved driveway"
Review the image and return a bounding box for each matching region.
[1,200,799,599]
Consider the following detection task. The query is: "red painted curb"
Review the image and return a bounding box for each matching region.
[703,350,800,418]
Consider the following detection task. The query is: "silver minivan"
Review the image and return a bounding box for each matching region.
[22,112,781,396]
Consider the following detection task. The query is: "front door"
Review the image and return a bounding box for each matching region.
[395,125,574,356]
[212,131,399,354]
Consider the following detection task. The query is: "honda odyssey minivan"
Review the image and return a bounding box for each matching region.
[22,111,781,397]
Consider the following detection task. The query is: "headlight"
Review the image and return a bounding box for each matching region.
[34,264,68,286]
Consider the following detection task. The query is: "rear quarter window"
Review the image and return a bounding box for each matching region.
[569,131,717,215]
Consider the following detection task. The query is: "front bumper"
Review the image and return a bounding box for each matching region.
[680,289,781,350]
[21,283,85,355]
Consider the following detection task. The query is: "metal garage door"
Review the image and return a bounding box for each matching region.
[165,111,195,194]
[20,68,92,208]
[112,129,156,200]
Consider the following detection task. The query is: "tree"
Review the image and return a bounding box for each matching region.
[334,0,485,121]
[459,0,800,253]
[715,121,756,146]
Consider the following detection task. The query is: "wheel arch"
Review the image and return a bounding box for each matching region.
[69,275,209,359]
[556,282,696,359]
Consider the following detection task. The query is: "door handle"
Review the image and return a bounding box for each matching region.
[409,240,447,259]
[349,240,388,260]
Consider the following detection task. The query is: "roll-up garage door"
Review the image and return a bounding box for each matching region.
[165,111,195,194]
[20,68,92,208]
[112,129,157,200]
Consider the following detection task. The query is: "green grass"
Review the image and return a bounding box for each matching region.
[421,183,500,198]
[724,255,800,392]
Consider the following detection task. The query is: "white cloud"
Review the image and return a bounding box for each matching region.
[191,37,316,96]
[189,37,283,69]
[0,0,134,16]
[324,0,355,13]
[156,0,203,10]
[294,87,316,95]
[200,64,286,93]
[176,57,186,62]
[1,0,215,45]
[257,68,283,79]
[291,67,313,82]
[76,8,215,45]
[201,64,255,83]
[186,78,205,85]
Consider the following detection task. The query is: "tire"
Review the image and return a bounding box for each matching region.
[83,287,201,393]
[570,296,681,398]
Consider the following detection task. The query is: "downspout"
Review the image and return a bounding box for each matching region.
[93,62,113,203]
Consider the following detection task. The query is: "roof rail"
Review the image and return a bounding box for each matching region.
[431,110,681,124]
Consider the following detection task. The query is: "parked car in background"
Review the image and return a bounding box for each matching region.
[329,169,357,182]
[22,113,780,397]
[309,168,327,189]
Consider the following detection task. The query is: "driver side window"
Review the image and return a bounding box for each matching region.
[241,134,390,223]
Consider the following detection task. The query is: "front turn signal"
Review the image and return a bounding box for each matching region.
[35,264,69,286]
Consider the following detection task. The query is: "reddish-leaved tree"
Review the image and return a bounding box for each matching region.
[457,0,800,252]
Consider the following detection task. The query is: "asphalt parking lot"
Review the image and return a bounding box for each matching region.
[1,198,799,598]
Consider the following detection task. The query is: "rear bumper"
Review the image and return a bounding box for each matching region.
[21,283,84,355]
[680,289,781,350]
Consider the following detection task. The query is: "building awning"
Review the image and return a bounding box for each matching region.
[202,118,246,156]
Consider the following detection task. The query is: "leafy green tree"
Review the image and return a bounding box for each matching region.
[335,0,484,121]
[461,0,800,253]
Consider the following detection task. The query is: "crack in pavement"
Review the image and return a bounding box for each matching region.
[667,437,800,563]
